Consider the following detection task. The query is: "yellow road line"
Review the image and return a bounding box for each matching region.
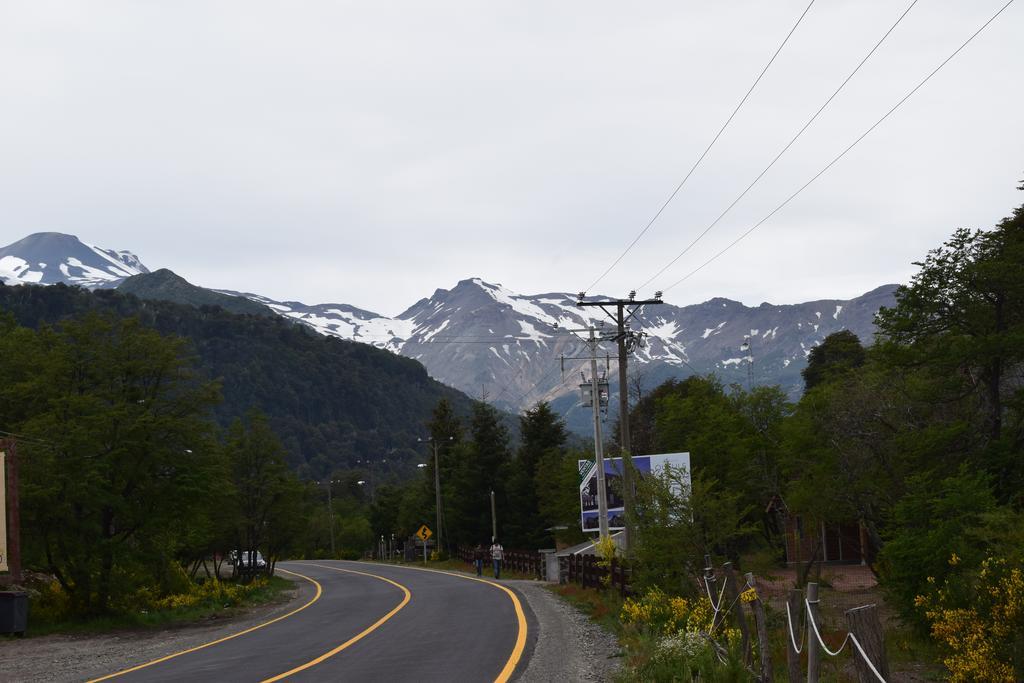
[87,568,322,682]
[325,561,529,683]
[260,563,412,682]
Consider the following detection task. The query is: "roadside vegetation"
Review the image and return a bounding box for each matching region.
[26,574,294,637]
[547,191,1024,681]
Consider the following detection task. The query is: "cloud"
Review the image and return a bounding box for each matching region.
[0,0,1020,314]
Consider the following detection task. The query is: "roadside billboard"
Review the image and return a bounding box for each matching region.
[578,452,690,532]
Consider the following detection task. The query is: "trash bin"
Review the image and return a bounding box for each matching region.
[0,591,28,635]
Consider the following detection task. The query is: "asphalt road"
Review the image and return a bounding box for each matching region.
[89,560,533,683]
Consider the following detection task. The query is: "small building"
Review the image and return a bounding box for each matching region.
[767,497,871,566]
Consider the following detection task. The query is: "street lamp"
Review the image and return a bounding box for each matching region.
[317,478,342,558]
[418,436,453,556]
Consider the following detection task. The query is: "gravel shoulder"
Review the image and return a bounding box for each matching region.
[508,580,621,683]
[0,580,309,683]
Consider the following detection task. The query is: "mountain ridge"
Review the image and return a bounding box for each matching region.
[0,232,898,430]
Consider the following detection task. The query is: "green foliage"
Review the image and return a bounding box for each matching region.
[29,575,293,636]
[632,465,757,596]
[801,329,866,390]
[534,446,587,547]
[875,202,1024,499]
[505,402,568,548]
[878,469,999,629]
[916,554,1024,682]
[8,314,222,614]
[0,282,478,479]
[224,412,307,572]
[446,401,512,547]
[619,629,749,683]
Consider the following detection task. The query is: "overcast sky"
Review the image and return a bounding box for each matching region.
[1,1,1021,316]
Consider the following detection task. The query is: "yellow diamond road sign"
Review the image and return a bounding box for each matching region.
[416,525,433,541]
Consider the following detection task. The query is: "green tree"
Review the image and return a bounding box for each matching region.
[801,329,867,390]
[875,195,1024,498]
[535,446,588,547]
[447,401,511,547]
[504,402,567,548]
[632,465,756,595]
[13,314,221,614]
[878,469,999,629]
[224,412,303,576]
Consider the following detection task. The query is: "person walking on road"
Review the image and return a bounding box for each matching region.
[473,543,485,576]
[490,539,504,579]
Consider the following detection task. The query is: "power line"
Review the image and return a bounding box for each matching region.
[637,0,921,291]
[585,0,818,294]
[661,0,1017,295]
[403,338,554,345]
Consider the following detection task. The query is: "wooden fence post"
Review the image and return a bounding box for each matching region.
[744,572,773,683]
[806,582,820,683]
[786,588,803,683]
[845,604,888,683]
[722,562,751,665]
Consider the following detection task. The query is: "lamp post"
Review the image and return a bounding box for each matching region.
[418,436,453,555]
[318,478,341,558]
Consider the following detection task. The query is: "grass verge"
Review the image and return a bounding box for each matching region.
[23,576,295,638]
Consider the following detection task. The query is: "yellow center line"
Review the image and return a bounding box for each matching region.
[259,563,412,682]
[325,562,529,683]
[87,568,323,683]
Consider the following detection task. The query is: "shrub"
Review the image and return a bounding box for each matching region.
[620,587,714,635]
[916,555,1024,682]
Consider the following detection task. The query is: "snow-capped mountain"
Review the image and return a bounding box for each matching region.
[224,277,895,420]
[0,233,897,428]
[0,232,147,288]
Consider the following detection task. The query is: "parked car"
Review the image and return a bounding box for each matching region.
[227,550,267,575]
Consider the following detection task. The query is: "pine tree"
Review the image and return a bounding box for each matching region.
[505,402,567,548]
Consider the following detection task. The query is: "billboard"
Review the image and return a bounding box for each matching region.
[578,452,690,532]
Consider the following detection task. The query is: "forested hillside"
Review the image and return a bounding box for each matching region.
[0,282,476,477]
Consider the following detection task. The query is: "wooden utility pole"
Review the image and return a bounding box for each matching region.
[575,291,663,551]
[588,328,610,541]
[490,489,497,542]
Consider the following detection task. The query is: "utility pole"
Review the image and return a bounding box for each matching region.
[587,328,611,541]
[576,290,663,551]
[490,489,497,542]
[563,326,614,541]
[324,480,336,558]
[419,437,451,555]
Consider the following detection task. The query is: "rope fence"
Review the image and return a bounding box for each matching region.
[785,581,890,683]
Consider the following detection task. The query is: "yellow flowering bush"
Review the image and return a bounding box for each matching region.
[133,577,268,612]
[620,587,715,635]
[916,556,1024,682]
[623,587,749,681]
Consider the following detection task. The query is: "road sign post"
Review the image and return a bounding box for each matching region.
[416,525,433,564]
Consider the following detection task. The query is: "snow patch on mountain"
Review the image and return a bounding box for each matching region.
[0,233,147,288]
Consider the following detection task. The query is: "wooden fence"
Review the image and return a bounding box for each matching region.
[456,545,544,579]
[562,553,633,597]
[455,545,633,594]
